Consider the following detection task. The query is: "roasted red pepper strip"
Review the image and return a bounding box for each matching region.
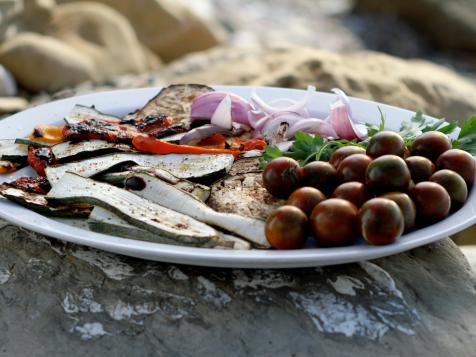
[27,146,56,177]
[132,135,239,158]
[241,138,267,151]
[197,134,226,149]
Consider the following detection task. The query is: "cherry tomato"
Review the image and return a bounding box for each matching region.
[366,155,411,192]
[380,192,416,232]
[429,169,468,208]
[265,206,308,249]
[405,156,435,183]
[410,182,451,223]
[262,157,302,198]
[287,187,326,216]
[337,154,373,183]
[331,181,367,208]
[359,198,404,245]
[410,131,451,162]
[300,161,337,195]
[436,149,475,186]
[329,146,366,169]
[310,198,358,246]
[366,131,405,158]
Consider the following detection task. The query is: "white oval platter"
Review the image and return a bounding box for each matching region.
[0,86,474,268]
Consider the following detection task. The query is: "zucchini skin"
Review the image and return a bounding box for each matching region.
[46,173,219,246]
[0,184,91,217]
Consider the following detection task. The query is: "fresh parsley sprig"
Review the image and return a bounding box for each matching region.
[259,131,364,168]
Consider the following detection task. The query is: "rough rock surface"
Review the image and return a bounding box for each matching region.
[0,1,161,92]
[160,47,476,123]
[57,0,226,62]
[0,221,474,356]
[355,0,476,52]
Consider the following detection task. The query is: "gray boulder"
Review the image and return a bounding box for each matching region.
[0,222,474,356]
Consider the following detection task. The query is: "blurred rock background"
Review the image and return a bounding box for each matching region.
[0,0,476,254]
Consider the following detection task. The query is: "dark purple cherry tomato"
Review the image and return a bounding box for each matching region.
[359,198,404,245]
[262,157,302,198]
[410,131,451,162]
[366,155,411,192]
[429,169,468,208]
[265,206,308,249]
[410,182,451,223]
[329,146,366,169]
[337,154,373,183]
[405,156,435,183]
[366,131,405,158]
[436,149,475,186]
[380,192,416,232]
[310,198,358,247]
[331,181,367,208]
[300,161,337,195]
[287,187,326,216]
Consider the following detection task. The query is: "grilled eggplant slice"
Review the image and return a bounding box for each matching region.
[52,140,134,163]
[45,152,234,184]
[124,172,270,248]
[0,183,91,217]
[64,105,122,125]
[130,84,214,134]
[97,166,210,202]
[46,173,219,246]
[88,206,249,249]
[208,173,285,221]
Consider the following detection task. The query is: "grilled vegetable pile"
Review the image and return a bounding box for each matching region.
[262,130,475,249]
[0,83,475,251]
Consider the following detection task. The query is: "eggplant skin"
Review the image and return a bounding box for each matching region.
[133,84,214,132]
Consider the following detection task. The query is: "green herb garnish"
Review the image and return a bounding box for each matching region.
[259,131,364,168]
[453,116,476,153]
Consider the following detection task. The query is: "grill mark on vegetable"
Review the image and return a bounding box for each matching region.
[46,173,218,245]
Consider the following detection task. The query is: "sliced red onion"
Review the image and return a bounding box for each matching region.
[328,96,367,140]
[250,85,314,117]
[288,118,337,139]
[261,113,306,144]
[331,88,352,117]
[275,141,294,152]
[211,95,232,129]
[179,124,246,145]
[191,92,251,125]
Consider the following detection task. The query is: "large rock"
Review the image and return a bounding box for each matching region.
[160,47,476,122]
[0,97,28,114]
[0,222,474,355]
[57,0,226,62]
[0,33,96,92]
[48,2,160,79]
[0,1,161,92]
[354,0,476,52]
